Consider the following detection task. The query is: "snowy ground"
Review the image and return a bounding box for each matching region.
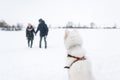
[0,29,120,80]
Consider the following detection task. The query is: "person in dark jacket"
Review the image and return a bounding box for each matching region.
[26,23,35,48]
[35,19,48,48]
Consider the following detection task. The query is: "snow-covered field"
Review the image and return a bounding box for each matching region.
[0,29,120,80]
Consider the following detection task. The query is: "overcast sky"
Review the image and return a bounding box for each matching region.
[0,0,120,27]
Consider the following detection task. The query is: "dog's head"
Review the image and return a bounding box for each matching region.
[64,29,83,50]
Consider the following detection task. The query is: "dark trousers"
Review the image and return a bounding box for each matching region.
[28,39,33,48]
[39,36,47,48]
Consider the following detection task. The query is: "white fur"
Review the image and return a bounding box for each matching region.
[64,30,83,50]
[64,30,94,80]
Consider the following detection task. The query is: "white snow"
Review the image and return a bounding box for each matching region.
[0,29,120,80]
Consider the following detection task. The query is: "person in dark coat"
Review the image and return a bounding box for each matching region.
[35,19,48,48]
[26,23,35,48]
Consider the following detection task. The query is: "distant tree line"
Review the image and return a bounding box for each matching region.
[0,20,119,30]
[0,20,23,31]
[51,21,119,29]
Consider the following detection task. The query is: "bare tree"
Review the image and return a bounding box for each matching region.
[66,21,73,28]
[0,20,8,28]
[15,23,23,31]
[90,22,95,28]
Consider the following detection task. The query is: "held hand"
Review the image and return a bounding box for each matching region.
[35,32,37,36]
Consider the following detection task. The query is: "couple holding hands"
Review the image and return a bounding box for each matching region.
[26,19,48,48]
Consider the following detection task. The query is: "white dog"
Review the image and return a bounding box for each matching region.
[64,30,94,80]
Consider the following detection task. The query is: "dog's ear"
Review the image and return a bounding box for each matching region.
[64,30,69,40]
